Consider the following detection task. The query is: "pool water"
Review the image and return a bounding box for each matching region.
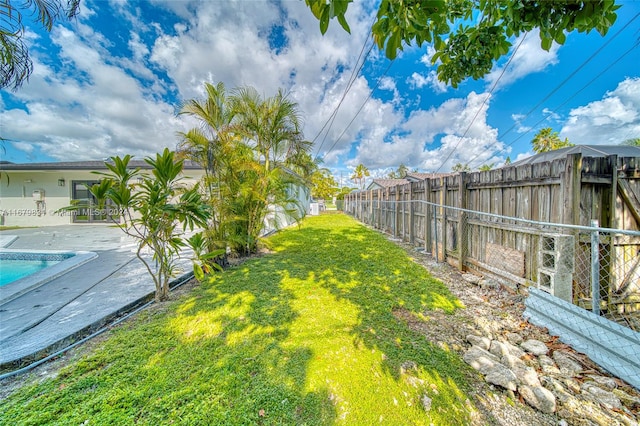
[0,259,63,286]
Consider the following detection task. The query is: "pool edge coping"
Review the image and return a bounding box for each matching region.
[0,250,98,306]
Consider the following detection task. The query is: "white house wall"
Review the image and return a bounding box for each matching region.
[1,167,310,232]
[0,170,203,227]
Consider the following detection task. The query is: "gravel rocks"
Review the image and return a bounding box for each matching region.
[389,237,640,425]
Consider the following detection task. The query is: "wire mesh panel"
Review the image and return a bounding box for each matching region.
[344,196,640,336]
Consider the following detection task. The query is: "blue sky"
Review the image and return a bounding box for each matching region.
[1,0,639,183]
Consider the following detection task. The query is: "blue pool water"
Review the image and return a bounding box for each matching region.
[0,259,63,286]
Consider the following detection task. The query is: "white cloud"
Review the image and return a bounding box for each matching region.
[2,1,381,163]
[560,77,640,144]
[353,91,507,172]
[1,25,187,161]
[419,46,438,66]
[409,46,449,94]
[485,29,559,90]
[1,1,510,173]
[511,113,532,133]
[408,70,447,94]
[542,108,561,121]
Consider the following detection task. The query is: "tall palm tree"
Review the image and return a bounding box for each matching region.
[177,82,235,251]
[351,163,370,190]
[229,87,311,253]
[531,128,573,153]
[231,87,307,173]
[180,82,313,255]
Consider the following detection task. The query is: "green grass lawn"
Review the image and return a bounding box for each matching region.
[0,213,476,425]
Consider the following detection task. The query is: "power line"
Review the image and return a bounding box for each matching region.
[313,40,376,159]
[488,12,639,145]
[465,13,640,165]
[467,40,640,165]
[312,17,377,158]
[319,61,395,163]
[434,32,528,173]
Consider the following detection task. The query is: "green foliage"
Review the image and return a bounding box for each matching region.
[186,232,225,281]
[478,163,494,171]
[387,163,409,179]
[1,0,81,90]
[350,163,370,190]
[452,163,471,172]
[335,185,355,201]
[621,138,640,146]
[531,127,574,153]
[179,82,312,257]
[311,168,338,199]
[306,0,619,87]
[65,149,210,302]
[0,214,475,425]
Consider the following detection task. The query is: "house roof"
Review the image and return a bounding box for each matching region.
[367,178,409,190]
[406,172,455,181]
[0,159,204,171]
[509,145,640,167]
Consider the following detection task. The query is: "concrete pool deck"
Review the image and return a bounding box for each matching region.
[0,225,193,370]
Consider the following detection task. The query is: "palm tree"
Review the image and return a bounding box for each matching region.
[231,87,308,172]
[229,87,311,254]
[2,0,80,90]
[621,138,640,146]
[180,82,312,256]
[177,82,235,251]
[531,128,573,153]
[351,163,370,190]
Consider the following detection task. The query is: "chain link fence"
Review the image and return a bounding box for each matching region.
[346,196,640,386]
[345,198,640,335]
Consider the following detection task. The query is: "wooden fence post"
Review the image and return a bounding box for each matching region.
[394,187,400,238]
[385,187,390,233]
[368,190,372,225]
[458,172,467,271]
[562,153,582,226]
[377,189,382,229]
[425,178,432,252]
[440,177,447,261]
[409,182,415,244]
[606,155,618,307]
[401,185,406,241]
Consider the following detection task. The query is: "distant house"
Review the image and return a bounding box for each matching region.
[0,160,310,231]
[366,172,456,191]
[366,178,409,191]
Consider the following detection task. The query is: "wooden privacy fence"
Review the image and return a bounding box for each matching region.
[344,154,640,331]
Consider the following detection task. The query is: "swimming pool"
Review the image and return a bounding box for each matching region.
[0,250,97,304]
[0,253,74,286]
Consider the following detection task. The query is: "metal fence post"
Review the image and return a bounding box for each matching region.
[591,219,600,316]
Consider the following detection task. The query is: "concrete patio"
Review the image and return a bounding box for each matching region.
[0,225,193,370]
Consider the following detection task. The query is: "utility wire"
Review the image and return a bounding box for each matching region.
[465,37,640,167]
[483,12,640,148]
[314,40,376,159]
[434,32,528,173]
[312,36,372,146]
[463,13,640,169]
[319,60,395,163]
[312,17,378,158]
